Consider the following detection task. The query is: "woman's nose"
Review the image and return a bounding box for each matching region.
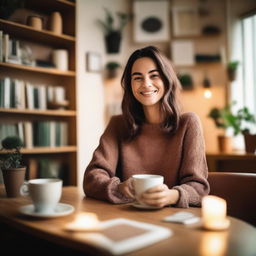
[142,77,152,87]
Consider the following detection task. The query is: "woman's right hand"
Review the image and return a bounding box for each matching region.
[118,178,135,199]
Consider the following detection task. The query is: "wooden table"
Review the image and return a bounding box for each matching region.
[0,186,256,256]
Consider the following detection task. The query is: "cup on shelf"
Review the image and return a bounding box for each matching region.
[132,174,164,206]
[27,15,43,30]
[49,11,63,34]
[20,178,63,214]
[52,49,69,71]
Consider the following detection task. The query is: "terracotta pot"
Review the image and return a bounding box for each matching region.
[243,133,256,153]
[218,135,232,153]
[2,167,26,198]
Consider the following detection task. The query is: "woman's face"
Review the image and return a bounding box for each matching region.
[131,57,165,109]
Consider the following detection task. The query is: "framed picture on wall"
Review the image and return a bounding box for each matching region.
[171,40,195,66]
[133,0,170,42]
[172,6,200,36]
[86,52,102,72]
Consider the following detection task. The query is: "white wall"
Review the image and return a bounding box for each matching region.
[76,0,106,188]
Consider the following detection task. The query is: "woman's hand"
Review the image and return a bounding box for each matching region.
[139,184,179,208]
[118,178,135,199]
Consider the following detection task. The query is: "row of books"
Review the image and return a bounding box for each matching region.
[0,31,25,65]
[0,77,66,110]
[0,121,68,148]
[27,158,68,185]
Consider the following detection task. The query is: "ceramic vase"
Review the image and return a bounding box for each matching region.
[49,11,62,34]
[52,49,68,71]
[27,15,43,30]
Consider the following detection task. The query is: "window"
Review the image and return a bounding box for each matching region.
[230,13,256,149]
[231,14,256,116]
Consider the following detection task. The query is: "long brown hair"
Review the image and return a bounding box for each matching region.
[121,46,181,139]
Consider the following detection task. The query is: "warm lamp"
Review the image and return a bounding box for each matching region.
[203,73,212,99]
[202,195,230,231]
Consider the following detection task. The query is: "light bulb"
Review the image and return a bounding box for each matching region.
[204,89,212,99]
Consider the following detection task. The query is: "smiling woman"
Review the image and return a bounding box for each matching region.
[83,46,209,209]
[130,57,165,122]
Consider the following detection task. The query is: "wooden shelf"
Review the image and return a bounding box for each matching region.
[175,62,224,69]
[25,0,75,12]
[0,62,75,76]
[206,151,256,159]
[1,0,78,185]
[0,146,77,154]
[173,34,221,40]
[0,108,76,117]
[21,146,77,154]
[0,19,75,48]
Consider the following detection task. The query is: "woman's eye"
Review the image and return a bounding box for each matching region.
[151,74,159,79]
[134,77,142,81]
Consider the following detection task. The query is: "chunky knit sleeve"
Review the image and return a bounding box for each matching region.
[173,112,210,208]
[83,116,132,204]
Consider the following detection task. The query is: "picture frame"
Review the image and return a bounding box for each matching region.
[86,52,102,72]
[172,6,200,36]
[133,0,170,42]
[171,40,195,66]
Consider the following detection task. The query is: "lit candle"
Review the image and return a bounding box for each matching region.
[202,195,230,230]
[65,212,100,232]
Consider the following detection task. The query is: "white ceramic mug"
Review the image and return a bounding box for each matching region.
[20,178,62,214]
[132,174,164,205]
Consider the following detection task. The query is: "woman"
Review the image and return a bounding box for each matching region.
[83,46,209,208]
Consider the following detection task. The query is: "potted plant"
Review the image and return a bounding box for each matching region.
[208,104,256,153]
[208,103,239,152]
[178,73,193,90]
[0,136,26,197]
[105,61,121,78]
[98,8,130,53]
[235,107,256,153]
[227,60,239,81]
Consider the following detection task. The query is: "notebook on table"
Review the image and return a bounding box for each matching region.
[81,218,172,255]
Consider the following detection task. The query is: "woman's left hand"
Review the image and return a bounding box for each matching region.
[139,184,179,208]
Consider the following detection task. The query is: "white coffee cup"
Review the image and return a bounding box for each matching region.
[132,174,164,205]
[20,178,62,214]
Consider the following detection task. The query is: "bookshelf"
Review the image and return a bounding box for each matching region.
[0,0,77,185]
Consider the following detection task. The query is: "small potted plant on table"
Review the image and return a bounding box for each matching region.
[0,136,26,197]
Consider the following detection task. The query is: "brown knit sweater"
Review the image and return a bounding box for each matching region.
[83,112,209,208]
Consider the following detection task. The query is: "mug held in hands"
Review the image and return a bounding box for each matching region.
[20,178,63,214]
[132,174,164,206]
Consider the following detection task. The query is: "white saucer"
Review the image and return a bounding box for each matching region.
[132,202,162,210]
[19,203,74,218]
